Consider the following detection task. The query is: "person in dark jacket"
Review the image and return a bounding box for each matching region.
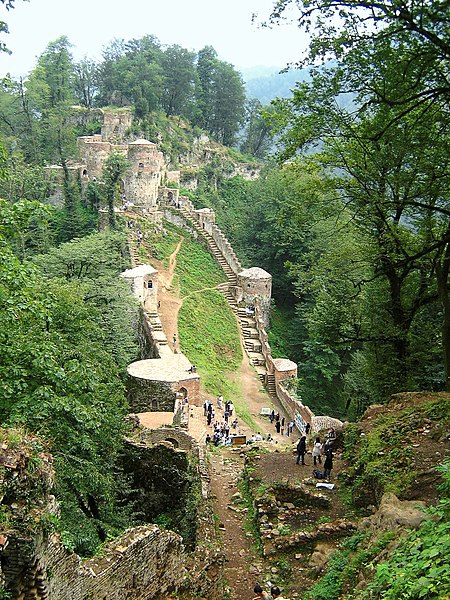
[323,447,333,480]
[296,436,307,465]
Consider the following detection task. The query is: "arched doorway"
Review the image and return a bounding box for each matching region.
[177,387,188,400]
[165,437,179,449]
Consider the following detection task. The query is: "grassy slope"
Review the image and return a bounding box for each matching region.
[172,230,243,400]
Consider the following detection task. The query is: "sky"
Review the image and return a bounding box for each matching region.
[0,0,307,78]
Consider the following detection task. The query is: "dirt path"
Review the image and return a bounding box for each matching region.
[149,234,295,598]
[157,237,183,351]
[209,450,261,600]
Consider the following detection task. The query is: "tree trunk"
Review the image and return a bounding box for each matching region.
[436,240,450,390]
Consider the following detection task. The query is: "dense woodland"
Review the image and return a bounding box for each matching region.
[0,0,450,596]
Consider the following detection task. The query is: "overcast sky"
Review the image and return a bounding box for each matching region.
[0,0,307,78]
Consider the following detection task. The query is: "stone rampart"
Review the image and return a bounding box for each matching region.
[210,223,242,275]
[163,207,199,238]
[101,107,134,143]
[278,382,314,430]
[2,526,186,600]
[127,377,176,413]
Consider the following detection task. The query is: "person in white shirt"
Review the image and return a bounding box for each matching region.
[312,436,322,465]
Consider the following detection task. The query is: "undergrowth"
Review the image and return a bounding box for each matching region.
[342,397,450,506]
[355,460,450,600]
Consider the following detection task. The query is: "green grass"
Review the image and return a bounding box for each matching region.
[137,220,182,268]
[175,235,227,297]
[178,289,241,397]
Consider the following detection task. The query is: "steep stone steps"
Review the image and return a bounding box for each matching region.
[182,213,238,286]
[176,204,271,390]
[242,328,259,339]
[216,283,238,313]
[249,352,265,367]
[255,365,267,383]
[267,373,276,396]
[245,340,262,353]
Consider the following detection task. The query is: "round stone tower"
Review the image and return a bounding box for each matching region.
[124,139,165,208]
[237,267,272,328]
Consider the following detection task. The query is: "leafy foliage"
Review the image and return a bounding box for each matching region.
[357,461,450,599]
[0,204,139,555]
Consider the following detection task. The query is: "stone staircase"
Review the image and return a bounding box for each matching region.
[267,373,277,397]
[180,207,238,286]
[237,307,267,384]
[173,206,271,388]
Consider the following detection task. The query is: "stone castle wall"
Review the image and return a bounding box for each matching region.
[101,108,134,143]
[77,136,128,179]
[210,223,242,276]
[133,427,197,452]
[2,526,186,600]
[127,377,176,413]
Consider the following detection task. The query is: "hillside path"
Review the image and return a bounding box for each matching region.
[150,238,295,599]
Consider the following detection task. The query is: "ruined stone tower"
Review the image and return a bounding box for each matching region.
[124,139,165,209]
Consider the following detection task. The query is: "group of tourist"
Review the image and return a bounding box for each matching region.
[246,431,273,444]
[295,428,336,480]
[269,410,295,437]
[252,583,288,599]
[204,396,239,446]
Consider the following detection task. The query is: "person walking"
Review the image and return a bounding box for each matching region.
[275,420,281,434]
[313,436,322,465]
[296,436,307,465]
[323,447,334,480]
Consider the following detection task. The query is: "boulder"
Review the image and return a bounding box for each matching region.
[308,542,335,570]
[361,492,428,531]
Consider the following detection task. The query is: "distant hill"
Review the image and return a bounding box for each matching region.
[241,65,310,105]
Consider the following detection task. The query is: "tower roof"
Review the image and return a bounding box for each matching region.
[120,264,157,278]
[239,267,271,280]
[129,138,154,145]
